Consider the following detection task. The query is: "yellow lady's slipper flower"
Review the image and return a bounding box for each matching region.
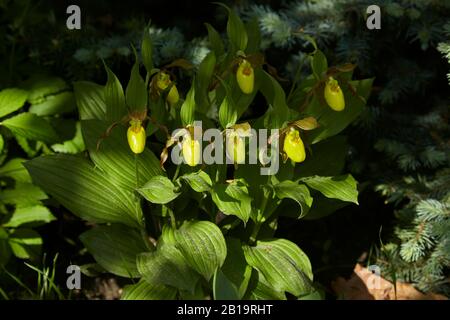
[127,120,146,154]
[324,77,345,111]
[156,72,179,105]
[236,59,254,94]
[283,128,306,163]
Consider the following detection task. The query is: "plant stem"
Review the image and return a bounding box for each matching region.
[168,207,177,229]
[172,164,181,181]
[250,178,271,245]
[135,154,153,249]
[134,154,140,189]
[287,55,306,103]
[249,222,261,245]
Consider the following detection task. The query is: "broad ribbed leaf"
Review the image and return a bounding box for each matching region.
[213,268,239,300]
[26,77,68,104]
[311,50,328,79]
[80,224,148,278]
[301,174,358,204]
[243,238,313,297]
[245,18,261,54]
[138,176,180,204]
[141,33,153,74]
[205,23,224,56]
[248,270,286,300]
[121,279,177,300]
[51,121,85,154]
[219,3,247,51]
[82,119,162,191]
[126,60,147,112]
[73,81,106,120]
[259,71,289,129]
[180,84,195,127]
[8,228,42,260]
[0,88,28,118]
[2,113,59,143]
[195,51,216,112]
[4,205,55,228]
[137,244,200,292]
[221,238,252,299]
[175,221,227,281]
[273,181,313,218]
[180,170,212,192]
[296,135,348,178]
[0,182,47,205]
[0,158,31,182]
[104,65,127,122]
[211,183,252,223]
[219,95,237,129]
[29,91,75,116]
[25,154,143,228]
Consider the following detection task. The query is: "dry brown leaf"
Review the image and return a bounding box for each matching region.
[331,263,448,300]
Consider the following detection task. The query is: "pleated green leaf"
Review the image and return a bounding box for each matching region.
[218,3,247,51]
[141,33,154,74]
[205,23,224,57]
[0,88,28,118]
[121,279,177,300]
[180,84,195,127]
[104,65,127,122]
[175,221,227,281]
[126,59,147,112]
[80,224,148,278]
[259,71,290,129]
[248,270,286,300]
[195,51,216,112]
[137,244,200,292]
[180,170,212,193]
[8,228,42,260]
[211,183,252,223]
[218,95,237,129]
[2,113,59,143]
[73,81,107,120]
[29,91,76,116]
[51,121,85,154]
[138,176,180,204]
[310,49,328,80]
[25,154,143,228]
[0,158,30,182]
[301,174,359,204]
[213,268,239,300]
[4,205,56,228]
[82,119,162,191]
[0,182,47,206]
[221,238,252,299]
[273,181,313,218]
[243,238,313,297]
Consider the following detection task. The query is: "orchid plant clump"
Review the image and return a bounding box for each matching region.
[25,5,373,300]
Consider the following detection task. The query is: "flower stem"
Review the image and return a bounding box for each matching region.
[172,165,181,181]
